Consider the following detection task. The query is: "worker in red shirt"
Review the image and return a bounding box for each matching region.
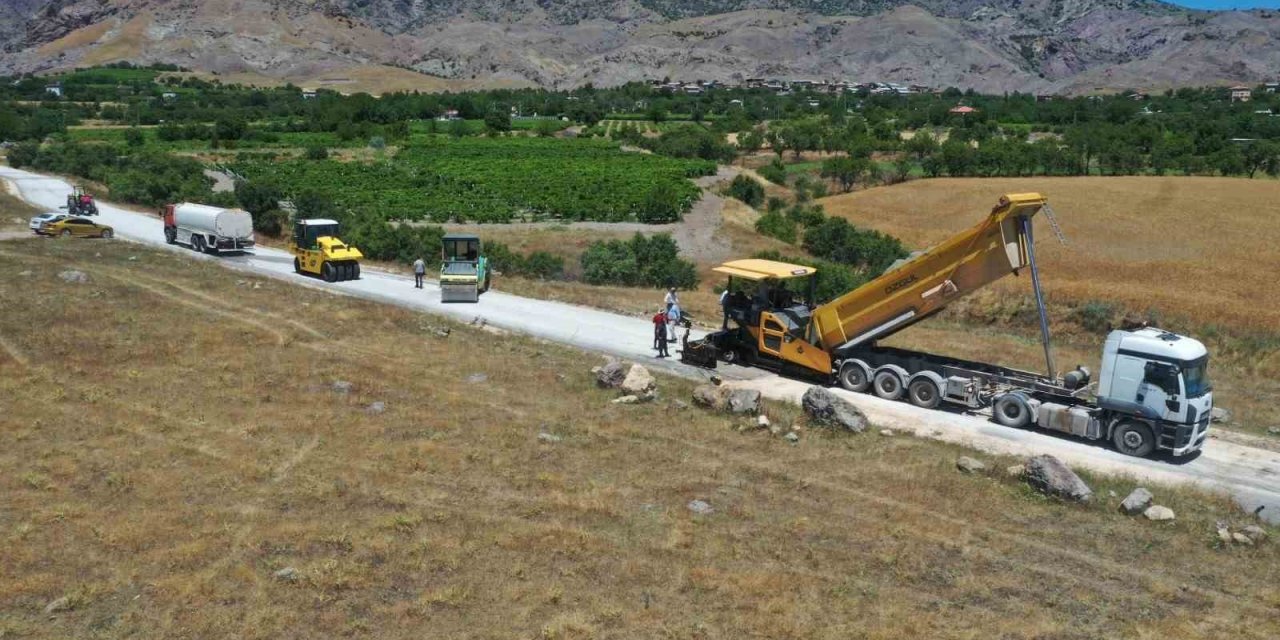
[652,308,669,358]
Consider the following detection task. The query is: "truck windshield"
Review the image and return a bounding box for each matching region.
[1182,359,1211,397]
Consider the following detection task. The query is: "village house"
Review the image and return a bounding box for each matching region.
[1229,85,1251,102]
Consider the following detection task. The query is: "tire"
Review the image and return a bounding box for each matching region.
[838,361,871,393]
[322,262,337,282]
[993,393,1033,429]
[100,229,113,239]
[165,228,176,245]
[1112,420,1156,458]
[480,273,490,294]
[341,263,353,281]
[293,257,302,274]
[907,377,942,409]
[872,369,904,400]
[352,263,360,280]
[192,235,204,252]
[721,348,738,364]
[60,229,72,238]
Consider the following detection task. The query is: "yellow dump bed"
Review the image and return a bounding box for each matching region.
[811,193,1048,352]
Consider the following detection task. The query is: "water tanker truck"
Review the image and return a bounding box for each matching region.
[161,203,255,254]
[681,194,1212,458]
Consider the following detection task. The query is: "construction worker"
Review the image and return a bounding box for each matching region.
[719,288,730,329]
[664,287,679,312]
[412,256,426,289]
[653,308,669,358]
[666,302,683,342]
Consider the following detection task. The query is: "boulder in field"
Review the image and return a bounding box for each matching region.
[1119,488,1153,516]
[801,387,868,433]
[595,359,627,389]
[1023,455,1093,502]
[620,364,656,398]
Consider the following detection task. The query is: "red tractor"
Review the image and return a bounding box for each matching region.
[66,186,98,217]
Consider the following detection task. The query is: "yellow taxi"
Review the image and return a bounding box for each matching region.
[39,216,114,239]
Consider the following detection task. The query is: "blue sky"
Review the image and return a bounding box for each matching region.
[1169,0,1280,8]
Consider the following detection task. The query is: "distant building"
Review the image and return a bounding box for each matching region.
[437,109,460,121]
[44,82,62,98]
[744,78,765,89]
[1265,82,1279,94]
[948,105,978,115]
[681,83,704,95]
[1035,94,1057,102]
[729,99,744,107]
[161,91,177,101]
[301,88,317,100]
[1229,86,1251,102]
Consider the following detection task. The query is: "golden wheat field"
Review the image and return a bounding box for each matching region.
[2,237,1278,638]
[820,176,1280,336]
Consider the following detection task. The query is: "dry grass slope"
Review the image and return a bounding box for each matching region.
[0,236,1278,638]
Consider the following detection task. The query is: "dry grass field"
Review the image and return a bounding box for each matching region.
[2,233,1280,638]
[820,177,1280,434]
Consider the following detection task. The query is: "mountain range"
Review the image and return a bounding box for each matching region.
[2,1,1279,94]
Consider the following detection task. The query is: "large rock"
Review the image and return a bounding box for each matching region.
[620,364,656,397]
[801,387,868,433]
[1143,505,1176,521]
[1023,455,1093,502]
[724,388,761,414]
[595,359,627,389]
[1119,488,1154,515]
[690,384,759,414]
[1210,407,1232,424]
[58,269,89,284]
[956,456,987,474]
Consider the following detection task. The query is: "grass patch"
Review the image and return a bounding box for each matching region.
[0,237,1276,637]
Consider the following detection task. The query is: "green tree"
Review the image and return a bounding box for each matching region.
[123,127,145,147]
[727,174,764,208]
[484,110,512,133]
[821,156,873,193]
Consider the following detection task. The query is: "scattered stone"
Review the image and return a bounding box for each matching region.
[757,415,771,429]
[801,387,868,433]
[274,567,301,582]
[1217,527,1234,544]
[709,375,722,386]
[1210,407,1232,424]
[1108,490,1118,499]
[612,395,640,405]
[621,364,656,398]
[331,380,354,394]
[470,316,487,328]
[1119,488,1154,516]
[466,372,488,384]
[1232,532,1254,546]
[692,384,722,409]
[17,270,32,277]
[784,432,800,443]
[237,279,247,286]
[43,596,72,614]
[768,425,782,436]
[433,327,451,338]
[956,456,987,474]
[1143,505,1176,521]
[1005,464,1025,478]
[1023,455,1093,502]
[687,499,714,515]
[879,429,895,437]
[366,401,386,415]
[252,282,262,290]
[128,255,138,261]
[724,388,761,414]
[57,269,89,284]
[537,432,562,444]
[1267,427,1280,436]
[670,399,689,410]
[595,359,627,389]
[1242,525,1268,543]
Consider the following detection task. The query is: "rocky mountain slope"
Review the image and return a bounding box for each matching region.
[2,0,1278,93]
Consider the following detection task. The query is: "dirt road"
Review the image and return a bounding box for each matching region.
[4,165,1279,522]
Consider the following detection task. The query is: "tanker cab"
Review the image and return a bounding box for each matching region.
[1096,328,1212,455]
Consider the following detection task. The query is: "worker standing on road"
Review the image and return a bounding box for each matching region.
[653,308,669,358]
[666,302,682,342]
[412,256,426,289]
[719,288,730,329]
[664,287,679,312]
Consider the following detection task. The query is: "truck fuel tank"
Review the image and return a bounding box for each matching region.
[1037,402,1101,439]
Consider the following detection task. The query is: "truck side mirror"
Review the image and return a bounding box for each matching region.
[1165,398,1181,413]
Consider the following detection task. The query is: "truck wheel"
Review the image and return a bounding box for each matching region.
[165,228,176,244]
[352,263,360,280]
[192,235,204,252]
[342,263,353,281]
[838,361,871,393]
[872,369,904,401]
[480,273,490,293]
[993,393,1033,428]
[1112,420,1156,457]
[908,377,942,409]
[322,262,337,282]
[294,257,302,274]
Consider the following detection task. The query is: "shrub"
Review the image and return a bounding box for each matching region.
[753,251,867,305]
[486,242,565,280]
[755,210,797,244]
[637,185,683,223]
[253,209,288,236]
[727,174,764,208]
[580,233,697,288]
[6,142,38,168]
[304,145,329,160]
[801,217,907,275]
[758,159,788,185]
[1075,300,1118,333]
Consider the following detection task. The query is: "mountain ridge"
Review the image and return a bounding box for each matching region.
[2,0,1278,94]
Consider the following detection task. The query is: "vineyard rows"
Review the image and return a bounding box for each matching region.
[233,137,715,223]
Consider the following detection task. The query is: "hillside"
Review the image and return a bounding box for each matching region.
[2,0,1279,93]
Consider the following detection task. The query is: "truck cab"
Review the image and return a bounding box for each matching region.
[1096,328,1212,456]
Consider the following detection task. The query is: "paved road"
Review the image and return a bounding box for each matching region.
[4,165,1279,522]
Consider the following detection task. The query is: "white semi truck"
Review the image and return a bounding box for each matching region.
[160,203,255,254]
